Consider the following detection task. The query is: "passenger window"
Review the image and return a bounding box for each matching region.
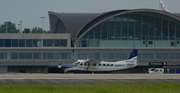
[98,64,101,66]
[103,64,106,66]
[107,64,109,66]
[93,64,96,66]
[110,64,113,66]
[80,63,83,66]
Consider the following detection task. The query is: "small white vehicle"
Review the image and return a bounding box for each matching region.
[148,68,164,74]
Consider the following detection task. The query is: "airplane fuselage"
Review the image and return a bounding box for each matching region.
[62,60,137,73]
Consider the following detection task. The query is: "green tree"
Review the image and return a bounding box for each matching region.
[31,27,42,33]
[0,21,19,33]
[45,30,51,33]
[31,27,47,33]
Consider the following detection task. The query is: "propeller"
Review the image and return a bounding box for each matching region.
[58,63,62,68]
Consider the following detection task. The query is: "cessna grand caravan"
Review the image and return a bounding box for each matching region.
[58,49,138,73]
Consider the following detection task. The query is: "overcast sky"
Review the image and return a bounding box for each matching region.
[0,0,180,31]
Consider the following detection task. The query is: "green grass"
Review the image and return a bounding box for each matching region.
[0,83,180,93]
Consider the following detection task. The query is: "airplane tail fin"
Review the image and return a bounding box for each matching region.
[126,49,138,65]
[128,49,138,59]
[160,0,170,12]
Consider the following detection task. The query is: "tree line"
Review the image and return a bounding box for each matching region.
[0,21,50,33]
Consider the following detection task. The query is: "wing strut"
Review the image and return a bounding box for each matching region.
[85,59,93,70]
[85,59,101,70]
[86,63,90,70]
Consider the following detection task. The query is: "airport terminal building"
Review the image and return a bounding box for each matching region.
[0,9,180,73]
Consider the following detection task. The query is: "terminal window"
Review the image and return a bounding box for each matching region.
[0,39,67,47]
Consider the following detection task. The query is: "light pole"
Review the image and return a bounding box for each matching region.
[40,17,45,33]
[20,21,22,33]
[18,24,20,33]
[6,22,8,33]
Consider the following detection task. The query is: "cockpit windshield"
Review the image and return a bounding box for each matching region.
[72,61,80,66]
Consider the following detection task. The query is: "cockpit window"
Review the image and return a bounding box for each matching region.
[73,61,80,66]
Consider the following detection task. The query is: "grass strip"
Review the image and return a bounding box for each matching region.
[0,83,179,93]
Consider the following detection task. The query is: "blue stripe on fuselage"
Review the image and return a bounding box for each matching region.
[71,70,114,74]
[61,63,74,69]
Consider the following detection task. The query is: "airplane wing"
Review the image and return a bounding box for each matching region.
[84,59,101,64]
[84,59,101,70]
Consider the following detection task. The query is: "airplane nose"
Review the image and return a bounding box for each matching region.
[60,64,74,69]
[58,65,61,68]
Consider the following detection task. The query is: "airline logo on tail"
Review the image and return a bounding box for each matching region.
[160,0,170,12]
[126,49,138,65]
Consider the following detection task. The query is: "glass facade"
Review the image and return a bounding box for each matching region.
[0,39,67,47]
[74,50,180,61]
[76,12,180,47]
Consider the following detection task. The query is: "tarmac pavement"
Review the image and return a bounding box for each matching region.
[0,74,179,84]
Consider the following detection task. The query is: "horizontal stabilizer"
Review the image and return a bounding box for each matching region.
[126,57,137,65]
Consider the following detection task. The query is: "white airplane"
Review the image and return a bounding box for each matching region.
[58,49,138,73]
[160,0,170,12]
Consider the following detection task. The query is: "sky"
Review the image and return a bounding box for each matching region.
[0,0,180,31]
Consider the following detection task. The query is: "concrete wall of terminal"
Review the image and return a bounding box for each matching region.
[0,33,70,39]
[0,66,7,73]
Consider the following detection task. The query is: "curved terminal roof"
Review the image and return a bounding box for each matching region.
[48,9,180,44]
[174,13,180,17]
[48,11,101,37]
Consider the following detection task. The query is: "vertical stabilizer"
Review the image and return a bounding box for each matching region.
[128,49,138,59]
[126,49,138,65]
[160,0,170,12]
